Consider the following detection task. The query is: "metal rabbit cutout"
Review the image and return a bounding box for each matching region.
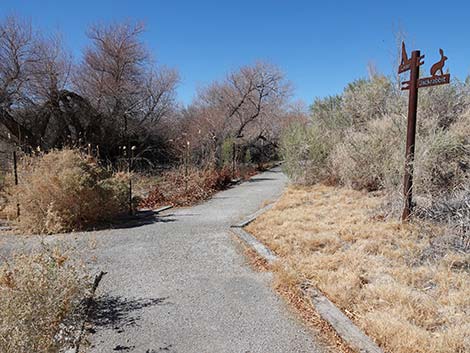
[430,49,448,76]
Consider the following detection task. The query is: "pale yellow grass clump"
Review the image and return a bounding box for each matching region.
[246,185,469,353]
[0,248,90,353]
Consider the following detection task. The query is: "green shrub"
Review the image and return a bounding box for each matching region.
[221,137,234,167]
[415,129,469,197]
[341,76,398,127]
[280,123,331,184]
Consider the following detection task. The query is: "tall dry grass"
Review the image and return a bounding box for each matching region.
[3,149,129,234]
[247,185,469,353]
[0,247,90,353]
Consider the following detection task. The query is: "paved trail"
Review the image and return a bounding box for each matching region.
[80,167,325,352]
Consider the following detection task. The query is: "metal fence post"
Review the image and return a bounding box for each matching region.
[13,150,20,218]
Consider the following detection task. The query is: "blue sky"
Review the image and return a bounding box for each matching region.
[1,0,468,105]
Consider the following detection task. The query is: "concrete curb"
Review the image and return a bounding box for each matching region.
[231,203,275,228]
[231,203,384,353]
[303,286,382,353]
[231,227,278,264]
[153,205,173,213]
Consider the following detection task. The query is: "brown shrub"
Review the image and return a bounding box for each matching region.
[5,149,129,234]
[140,166,230,207]
[0,248,90,353]
[140,165,257,208]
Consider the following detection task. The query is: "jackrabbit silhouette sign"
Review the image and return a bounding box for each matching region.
[400,43,450,90]
[398,42,450,221]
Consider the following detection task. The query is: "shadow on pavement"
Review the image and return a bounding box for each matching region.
[247,177,275,182]
[94,211,176,231]
[88,294,169,331]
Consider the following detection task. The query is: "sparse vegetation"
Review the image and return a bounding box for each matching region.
[0,8,467,353]
[0,247,90,353]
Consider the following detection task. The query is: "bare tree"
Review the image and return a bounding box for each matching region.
[184,62,290,164]
[0,16,38,145]
[75,21,179,146]
[0,16,94,149]
[0,17,179,162]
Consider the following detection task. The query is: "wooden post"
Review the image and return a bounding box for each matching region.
[402,50,420,221]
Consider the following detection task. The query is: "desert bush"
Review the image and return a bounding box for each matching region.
[0,248,90,353]
[283,76,470,198]
[415,128,469,197]
[330,114,406,191]
[311,94,346,133]
[450,108,470,141]
[416,181,470,256]
[341,76,399,127]
[417,80,470,132]
[280,123,331,184]
[5,149,129,234]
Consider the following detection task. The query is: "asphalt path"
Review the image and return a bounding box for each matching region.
[2,167,326,353]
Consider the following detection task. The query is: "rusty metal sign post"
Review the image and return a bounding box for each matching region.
[399,42,450,221]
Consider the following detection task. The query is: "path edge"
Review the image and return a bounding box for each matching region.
[230,202,384,353]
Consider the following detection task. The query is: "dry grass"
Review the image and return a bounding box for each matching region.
[232,231,353,353]
[246,185,469,353]
[272,263,356,353]
[0,247,90,353]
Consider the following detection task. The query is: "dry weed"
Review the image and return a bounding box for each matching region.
[4,149,129,234]
[0,247,90,353]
